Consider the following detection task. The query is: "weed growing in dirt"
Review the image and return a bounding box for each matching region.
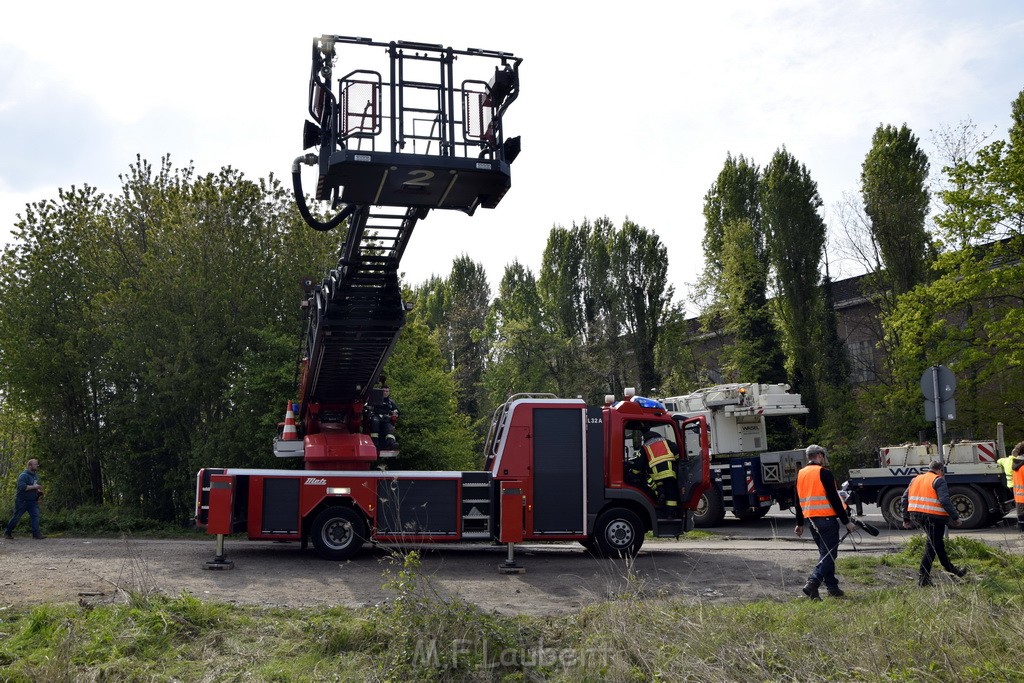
[1,544,1023,681]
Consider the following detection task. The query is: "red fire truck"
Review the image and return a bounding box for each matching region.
[194,35,711,566]
[197,392,711,563]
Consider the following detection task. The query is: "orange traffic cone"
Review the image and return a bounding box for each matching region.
[282,402,298,441]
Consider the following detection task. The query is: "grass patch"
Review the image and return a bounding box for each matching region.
[2,546,1023,681]
[39,505,203,538]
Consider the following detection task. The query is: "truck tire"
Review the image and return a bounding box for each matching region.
[593,508,645,558]
[693,487,726,528]
[310,506,367,561]
[734,507,770,522]
[879,489,905,528]
[947,486,987,530]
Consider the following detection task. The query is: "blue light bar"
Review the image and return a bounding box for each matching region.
[631,396,666,410]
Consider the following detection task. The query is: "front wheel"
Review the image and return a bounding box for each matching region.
[593,508,645,558]
[693,486,726,527]
[947,486,987,530]
[310,506,367,561]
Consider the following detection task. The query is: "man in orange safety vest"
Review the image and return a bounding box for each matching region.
[793,444,857,600]
[1011,441,1024,534]
[901,459,968,586]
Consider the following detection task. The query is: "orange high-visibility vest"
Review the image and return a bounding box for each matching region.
[907,472,948,516]
[797,464,834,517]
[1013,465,1024,504]
[643,438,676,482]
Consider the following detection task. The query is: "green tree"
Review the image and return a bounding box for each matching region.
[608,219,673,393]
[762,148,828,428]
[884,89,1024,444]
[409,257,491,435]
[0,157,339,520]
[717,218,787,384]
[698,154,786,386]
[483,262,559,405]
[701,153,763,280]
[861,123,933,297]
[384,316,477,470]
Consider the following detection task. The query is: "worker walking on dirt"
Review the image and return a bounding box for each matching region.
[793,445,857,599]
[1010,441,1024,534]
[901,459,968,585]
[4,458,44,540]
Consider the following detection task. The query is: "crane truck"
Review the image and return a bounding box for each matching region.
[660,383,809,527]
[194,35,712,567]
[843,432,1013,529]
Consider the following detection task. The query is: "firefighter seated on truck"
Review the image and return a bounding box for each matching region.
[624,422,681,515]
[366,377,399,454]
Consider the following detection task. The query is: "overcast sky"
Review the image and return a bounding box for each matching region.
[2,1,1023,311]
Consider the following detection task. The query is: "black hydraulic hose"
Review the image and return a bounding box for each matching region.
[291,155,354,232]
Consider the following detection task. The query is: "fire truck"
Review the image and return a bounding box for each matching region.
[844,431,1013,529]
[660,383,809,526]
[194,35,712,566]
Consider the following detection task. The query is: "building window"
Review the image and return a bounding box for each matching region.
[847,340,875,383]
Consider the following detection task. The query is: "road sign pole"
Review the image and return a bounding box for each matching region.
[931,366,944,461]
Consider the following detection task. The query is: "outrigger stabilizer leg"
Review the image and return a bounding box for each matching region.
[204,534,235,570]
[498,542,526,574]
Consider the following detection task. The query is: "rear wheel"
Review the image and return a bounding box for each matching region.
[594,508,644,558]
[879,489,904,528]
[734,507,771,522]
[310,506,367,561]
[693,487,726,528]
[947,486,987,530]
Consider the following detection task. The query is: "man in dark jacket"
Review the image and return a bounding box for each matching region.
[4,459,44,540]
[901,459,967,585]
[367,381,399,453]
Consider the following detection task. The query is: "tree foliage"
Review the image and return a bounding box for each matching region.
[483,261,560,406]
[536,217,672,400]
[762,148,829,428]
[384,315,478,471]
[883,89,1024,444]
[0,157,339,520]
[861,124,933,296]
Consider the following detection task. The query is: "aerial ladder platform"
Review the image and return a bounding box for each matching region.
[279,35,522,470]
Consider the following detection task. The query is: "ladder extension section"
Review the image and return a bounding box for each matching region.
[302,205,424,405]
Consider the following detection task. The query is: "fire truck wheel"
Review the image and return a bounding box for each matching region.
[594,508,644,558]
[693,487,725,528]
[310,506,367,561]
[947,486,986,530]
[879,489,905,529]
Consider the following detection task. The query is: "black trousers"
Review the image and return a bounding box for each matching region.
[912,513,956,575]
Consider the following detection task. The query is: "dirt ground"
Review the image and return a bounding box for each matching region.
[0,535,912,615]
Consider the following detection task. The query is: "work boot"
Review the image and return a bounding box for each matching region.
[917,573,933,587]
[801,580,821,600]
[948,566,968,579]
[32,534,45,540]
[825,585,845,598]
[3,532,12,540]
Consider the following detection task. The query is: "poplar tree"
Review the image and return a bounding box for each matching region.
[861,123,933,297]
[762,148,828,427]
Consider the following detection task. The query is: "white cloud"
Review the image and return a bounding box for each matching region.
[2,1,1023,310]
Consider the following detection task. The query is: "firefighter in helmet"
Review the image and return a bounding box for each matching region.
[641,426,681,515]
